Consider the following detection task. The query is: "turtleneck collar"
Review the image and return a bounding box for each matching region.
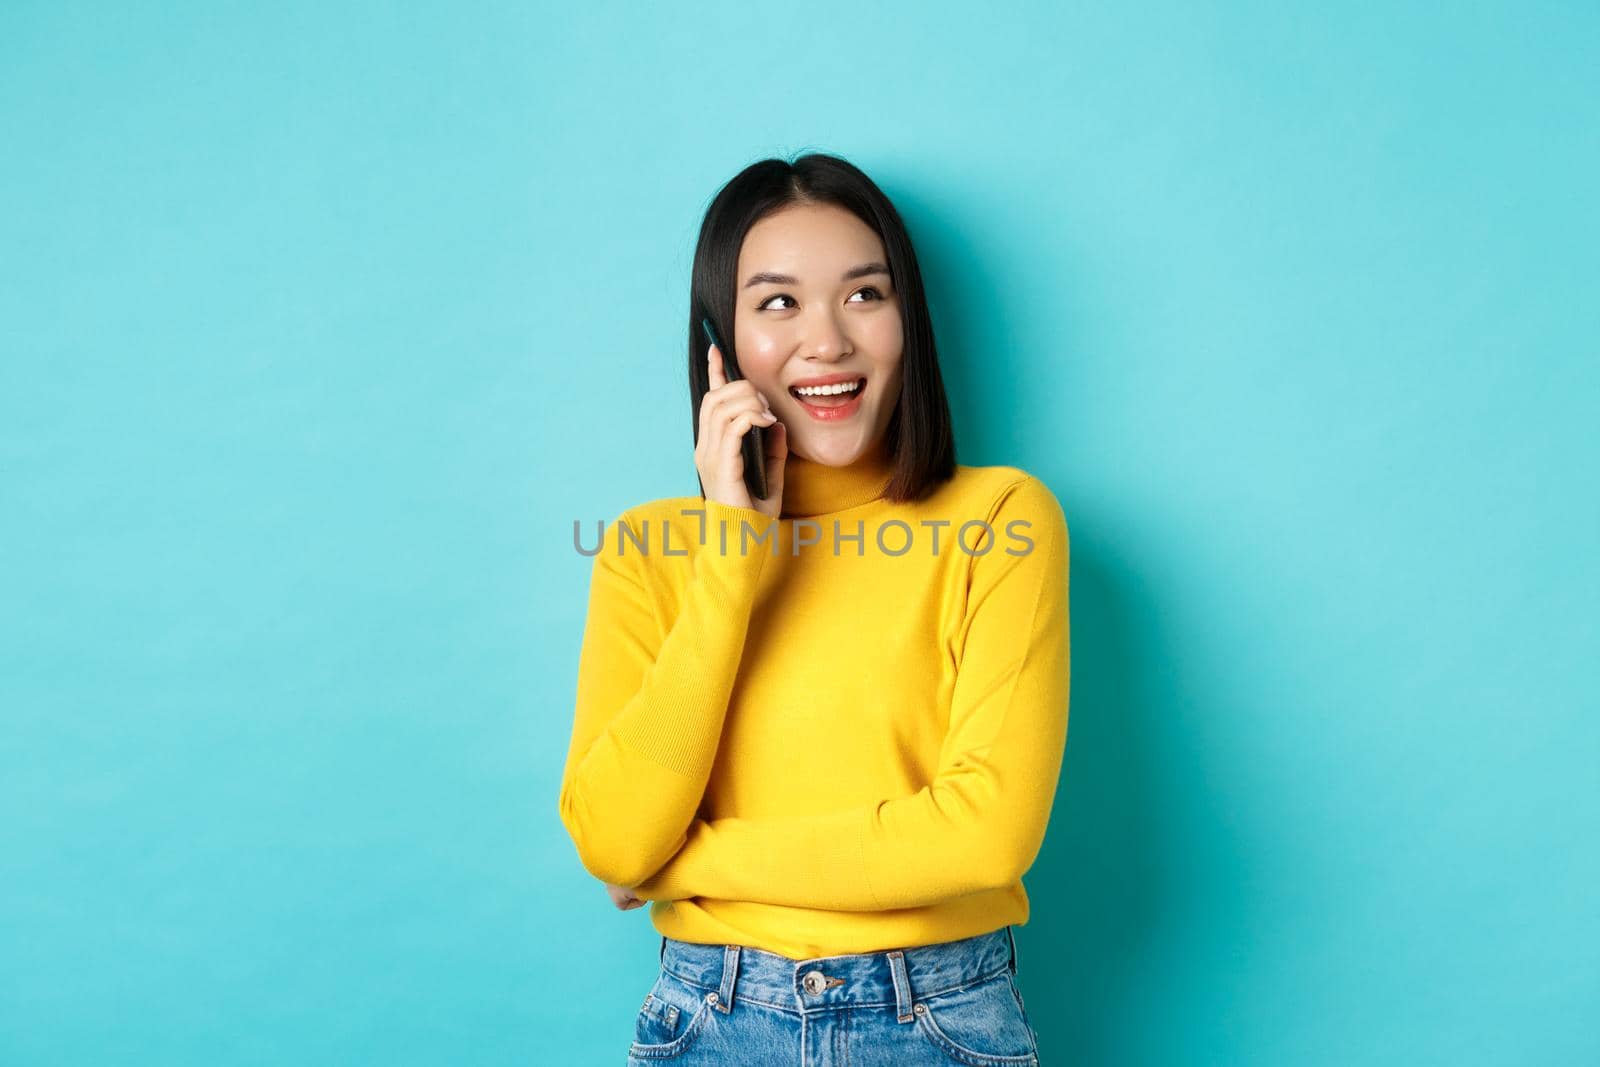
[779,437,895,518]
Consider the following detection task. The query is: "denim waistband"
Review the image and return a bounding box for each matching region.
[658,926,1018,1020]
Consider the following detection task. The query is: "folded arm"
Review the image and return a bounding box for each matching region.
[631,477,1070,911]
[557,500,776,888]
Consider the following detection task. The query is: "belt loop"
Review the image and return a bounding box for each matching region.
[659,936,667,967]
[1005,926,1019,975]
[713,945,740,1014]
[887,950,915,1023]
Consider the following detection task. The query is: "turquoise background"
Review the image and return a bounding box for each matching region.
[3,2,1595,1064]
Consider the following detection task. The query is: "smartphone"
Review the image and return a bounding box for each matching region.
[699,316,769,501]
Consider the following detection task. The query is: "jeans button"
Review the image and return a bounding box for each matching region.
[801,971,826,995]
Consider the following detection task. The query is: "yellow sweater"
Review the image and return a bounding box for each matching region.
[557,441,1070,959]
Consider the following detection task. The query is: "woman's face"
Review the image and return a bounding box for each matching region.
[732,202,904,466]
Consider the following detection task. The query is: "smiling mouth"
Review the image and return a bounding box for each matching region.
[789,377,867,408]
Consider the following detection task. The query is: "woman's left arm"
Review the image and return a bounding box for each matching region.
[630,476,1070,912]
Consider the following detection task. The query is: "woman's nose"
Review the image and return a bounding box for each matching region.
[803,312,852,360]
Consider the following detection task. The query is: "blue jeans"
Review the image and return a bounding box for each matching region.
[626,925,1040,1065]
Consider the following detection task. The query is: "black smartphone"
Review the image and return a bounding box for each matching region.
[699,316,769,501]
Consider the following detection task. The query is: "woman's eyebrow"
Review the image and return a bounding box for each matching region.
[742,262,891,289]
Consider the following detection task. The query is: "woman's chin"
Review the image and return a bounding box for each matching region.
[794,439,865,466]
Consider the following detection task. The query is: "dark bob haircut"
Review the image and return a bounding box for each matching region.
[688,152,957,504]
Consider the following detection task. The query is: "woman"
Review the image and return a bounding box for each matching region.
[558,152,1070,1065]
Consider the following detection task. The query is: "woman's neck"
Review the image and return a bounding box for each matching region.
[778,437,894,518]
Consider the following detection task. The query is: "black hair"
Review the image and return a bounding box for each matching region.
[688,152,957,503]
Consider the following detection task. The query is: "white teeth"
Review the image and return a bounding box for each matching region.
[794,379,862,397]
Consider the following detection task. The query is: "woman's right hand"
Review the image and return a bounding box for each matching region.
[696,343,787,519]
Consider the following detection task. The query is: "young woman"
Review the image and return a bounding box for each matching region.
[558,152,1070,1065]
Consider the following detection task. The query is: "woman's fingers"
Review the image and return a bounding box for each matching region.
[694,346,783,514]
[604,881,646,910]
[707,346,775,418]
[722,406,777,455]
[763,414,787,461]
[700,389,771,453]
[723,409,771,452]
[698,355,759,448]
[707,343,726,389]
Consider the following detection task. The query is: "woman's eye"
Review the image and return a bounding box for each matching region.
[756,287,883,312]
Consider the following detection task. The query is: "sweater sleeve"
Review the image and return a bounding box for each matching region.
[556,498,777,889]
[629,476,1070,911]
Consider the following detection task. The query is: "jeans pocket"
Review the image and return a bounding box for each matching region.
[913,973,1039,1066]
[633,989,682,1048]
[628,971,715,1061]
